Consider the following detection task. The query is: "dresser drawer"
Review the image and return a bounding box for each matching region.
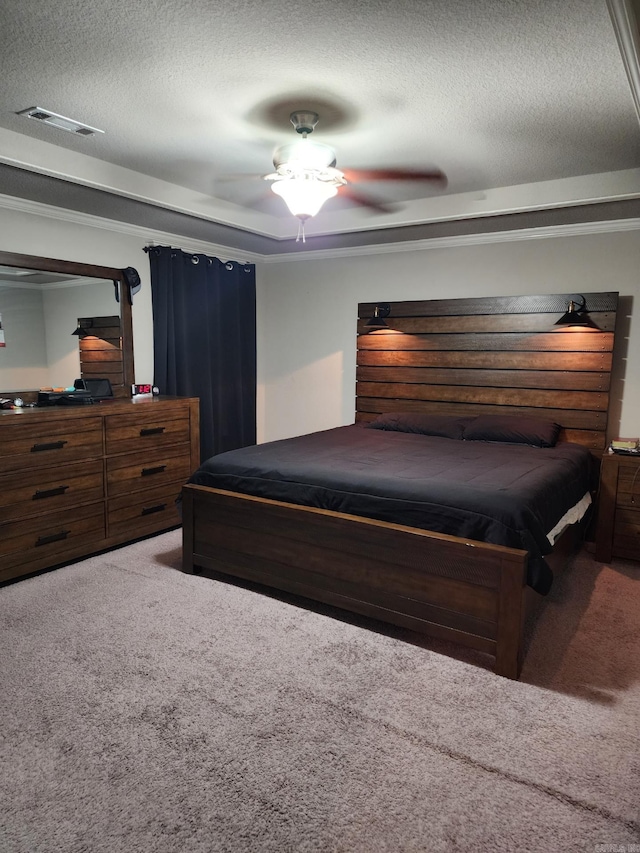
[107,482,183,538]
[0,417,103,474]
[0,502,105,571]
[106,447,191,497]
[0,460,104,523]
[105,409,191,455]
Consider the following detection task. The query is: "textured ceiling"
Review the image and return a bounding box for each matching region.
[1,0,640,252]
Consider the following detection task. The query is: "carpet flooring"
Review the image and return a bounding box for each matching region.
[1,531,638,852]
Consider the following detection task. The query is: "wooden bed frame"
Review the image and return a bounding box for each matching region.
[182,292,618,679]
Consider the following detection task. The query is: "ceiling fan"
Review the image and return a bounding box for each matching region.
[261,110,448,241]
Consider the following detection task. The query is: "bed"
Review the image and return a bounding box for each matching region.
[181,292,618,678]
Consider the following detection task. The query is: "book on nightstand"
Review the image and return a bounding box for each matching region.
[609,437,640,454]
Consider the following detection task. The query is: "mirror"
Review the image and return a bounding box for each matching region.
[0,251,135,401]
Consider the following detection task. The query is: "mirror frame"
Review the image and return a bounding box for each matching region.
[0,249,135,396]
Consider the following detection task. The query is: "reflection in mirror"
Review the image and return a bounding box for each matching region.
[0,268,118,392]
[0,251,135,401]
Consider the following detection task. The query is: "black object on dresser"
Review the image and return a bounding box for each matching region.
[0,396,199,583]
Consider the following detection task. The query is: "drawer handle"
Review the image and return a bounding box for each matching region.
[32,485,70,500]
[140,426,165,437]
[141,464,166,477]
[141,503,167,516]
[36,530,70,547]
[31,440,68,453]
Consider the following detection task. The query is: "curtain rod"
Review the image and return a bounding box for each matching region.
[143,243,253,266]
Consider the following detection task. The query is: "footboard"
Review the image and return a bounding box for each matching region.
[181,483,531,678]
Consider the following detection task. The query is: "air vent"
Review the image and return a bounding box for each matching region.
[17,107,104,137]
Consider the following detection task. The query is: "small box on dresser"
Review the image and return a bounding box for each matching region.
[0,396,199,584]
[595,451,640,562]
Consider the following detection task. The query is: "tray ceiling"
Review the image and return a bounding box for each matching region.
[1,0,639,253]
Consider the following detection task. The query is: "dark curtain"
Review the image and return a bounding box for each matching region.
[146,246,256,463]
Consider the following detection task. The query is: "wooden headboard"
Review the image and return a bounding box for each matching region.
[78,314,128,398]
[356,292,618,453]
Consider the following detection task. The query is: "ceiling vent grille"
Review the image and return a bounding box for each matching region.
[17,107,104,137]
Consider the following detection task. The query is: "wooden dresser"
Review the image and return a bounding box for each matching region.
[0,396,199,583]
[595,451,640,563]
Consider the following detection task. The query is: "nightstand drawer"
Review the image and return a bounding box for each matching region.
[596,452,640,562]
[0,417,103,474]
[0,460,104,523]
[106,447,191,497]
[613,507,640,558]
[107,482,183,537]
[105,410,190,455]
[616,466,640,508]
[0,502,105,570]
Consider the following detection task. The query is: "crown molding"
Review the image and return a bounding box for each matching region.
[261,217,640,262]
[0,126,281,239]
[0,193,263,265]
[0,275,102,290]
[607,0,640,126]
[1,191,640,265]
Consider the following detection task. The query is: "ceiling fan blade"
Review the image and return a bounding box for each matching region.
[338,186,396,213]
[342,168,447,187]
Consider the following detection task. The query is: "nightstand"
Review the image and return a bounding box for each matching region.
[595,452,640,562]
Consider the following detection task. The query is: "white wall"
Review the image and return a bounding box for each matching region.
[260,230,640,442]
[42,280,121,388]
[1,202,638,445]
[0,284,48,391]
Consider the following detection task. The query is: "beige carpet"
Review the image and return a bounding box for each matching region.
[1,531,638,852]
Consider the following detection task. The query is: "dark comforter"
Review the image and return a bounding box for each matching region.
[187,425,593,594]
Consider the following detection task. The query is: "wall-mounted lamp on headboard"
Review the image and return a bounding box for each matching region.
[366,303,391,330]
[71,319,94,338]
[554,295,599,329]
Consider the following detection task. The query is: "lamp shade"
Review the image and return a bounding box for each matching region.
[366,303,391,330]
[71,320,93,337]
[271,177,338,219]
[554,297,599,329]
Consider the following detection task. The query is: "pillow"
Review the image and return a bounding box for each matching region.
[462,415,561,447]
[366,412,471,440]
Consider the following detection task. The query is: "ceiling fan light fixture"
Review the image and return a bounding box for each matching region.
[273,139,337,171]
[271,176,339,218]
[262,108,446,242]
